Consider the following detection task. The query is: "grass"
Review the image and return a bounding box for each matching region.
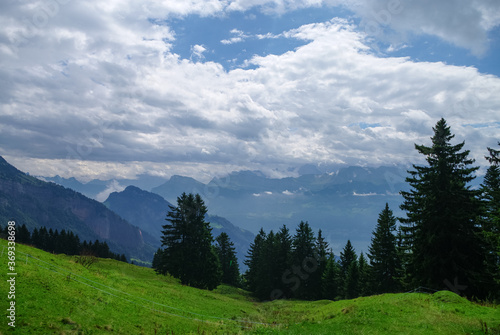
[1,241,499,334]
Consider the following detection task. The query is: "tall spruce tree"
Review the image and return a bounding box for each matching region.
[339,240,357,298]
[215,232,240,287]
[292,221,317,300]
[357,252,370,296]
[274,225,293,299]
[312,230,329,300]
[159,193,221,290]
[368,203,400,294]
[244,228,267,295]
[344,258,359,299]
[322,252,341,300]
[481,143,500,296]
[400,118,486,297]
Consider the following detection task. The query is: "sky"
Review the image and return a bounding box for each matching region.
[1,0,500,184]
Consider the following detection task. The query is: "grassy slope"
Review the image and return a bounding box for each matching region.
[1,241,499,335]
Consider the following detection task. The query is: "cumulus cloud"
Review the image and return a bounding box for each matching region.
[342,0,500,56]
[0,1,499,182]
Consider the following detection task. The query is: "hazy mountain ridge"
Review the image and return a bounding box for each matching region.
[0,156,155,261]
[42,164,413,254]
[152,166,410,252]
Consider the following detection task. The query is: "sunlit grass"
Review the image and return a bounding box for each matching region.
[1,241,498,334]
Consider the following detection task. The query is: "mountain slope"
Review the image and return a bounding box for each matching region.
[104,185,255,268]
[0,156,154,261]
[2,240,498,334]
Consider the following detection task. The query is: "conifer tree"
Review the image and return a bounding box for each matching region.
[481,143,500,296]
[339,240,357,298]
[274,225,293,299]
[357,252,370,296]
[215,232,240,287]
[344,258,359,299]
[292,221,317,300]
[17,224,30,244]
[312,229,329,300]
[368,203,400,294]
[159,193,221,290]
[244,228,267,295]
[400,118,486,297]
[322,252,340,300]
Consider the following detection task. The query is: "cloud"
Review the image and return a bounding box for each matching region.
[221,28,249,45]
[0,1,499,182]
[346,0,500,56]
[95,180,126,202]
[191,44,207,59]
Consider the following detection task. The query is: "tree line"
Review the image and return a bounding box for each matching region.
[154,119,499,300]
[0,224,128,263]
[245,119,499,300]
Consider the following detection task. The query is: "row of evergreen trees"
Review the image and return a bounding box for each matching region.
[243,211,397,301]
[152,119,498,301]
[152,193,240,289]
[0,224,128,262]
[245,119,499,300]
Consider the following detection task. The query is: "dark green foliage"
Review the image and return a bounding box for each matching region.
[340,240,356,280]
[344,259,359,299]
[486,142,500,165]
[158,193,221,290]
[215,232,240,287]
[152,248,163,272]
[340,240,358,299]
[368,203,400,294]
[243,228,267,295]
[0,224,126,262]
[400,118,487,297]
[274,225,293,298]
[244,223,328,301]
[291,221,317,300]
[481,144,500,297]
[357,252,370,296]
[312,229,329,300]
[322,252,341,300]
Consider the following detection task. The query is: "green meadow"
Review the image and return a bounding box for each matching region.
[1,241,498,334]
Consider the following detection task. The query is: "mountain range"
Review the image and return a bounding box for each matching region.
[0,156,254,266]
[0,156,155,261]
[44,164,415,254]
[152,166,411,254]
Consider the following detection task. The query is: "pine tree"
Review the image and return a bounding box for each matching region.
[339,240,357,298]
[152,248,164,273]
[368,203,400,294]
[292,221,317,300]
[244,228,267,295]
[344,259,359,299]
[486,142,500,165]
[400,118,486,297]
[159,193,221,290]
[312,229,329,300]
[357,252,370,296]
[340,240,356,278]
[215,232,240,287]
[322,252,340,300]
[481,143,500,296]
[274,225,293,298]
[17,224,30,244]
[31,228,40,248]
